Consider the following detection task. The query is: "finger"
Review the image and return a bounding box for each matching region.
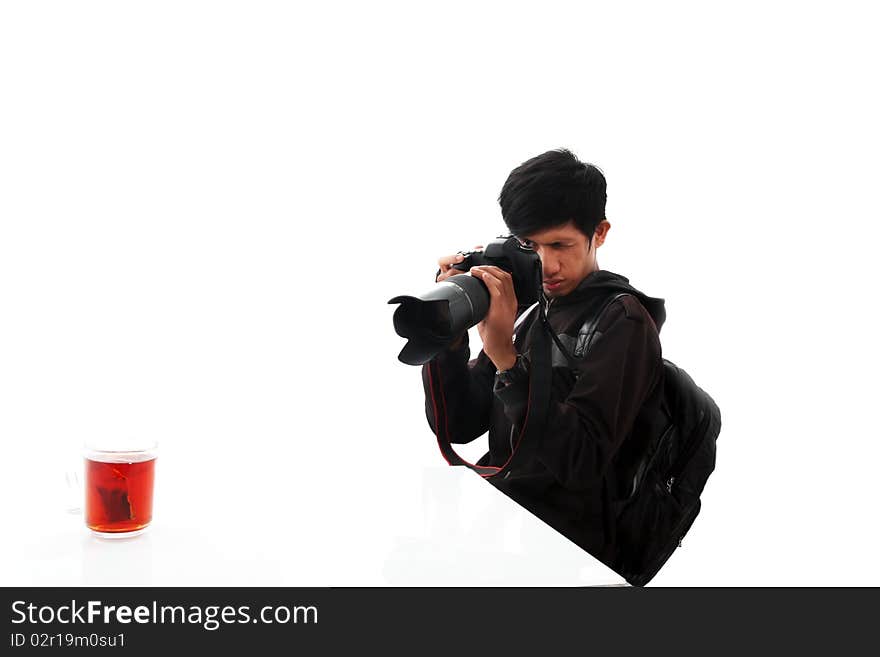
[476,265,512,281]
[496,268,515,294]
[475,267,515,299]
[472,268,503,296]
[471,267,503,286]
[438,253,466,269]
[485,279,504,302]
[437,268,465,282]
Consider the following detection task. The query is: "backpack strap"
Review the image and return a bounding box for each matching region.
[573,292,632,358]
[520,291,634,367]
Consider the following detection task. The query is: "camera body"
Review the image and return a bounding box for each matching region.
[451,236,542,307]
[388,236,541,365]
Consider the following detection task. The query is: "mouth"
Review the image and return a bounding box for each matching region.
[543,279,563,291]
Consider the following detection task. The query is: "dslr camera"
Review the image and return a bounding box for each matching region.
[389,236,542,365]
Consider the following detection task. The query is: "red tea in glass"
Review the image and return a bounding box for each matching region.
[84,447,156,537]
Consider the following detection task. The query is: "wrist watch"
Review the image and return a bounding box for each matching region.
[495,354,523,384]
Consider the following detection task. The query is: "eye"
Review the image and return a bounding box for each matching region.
[517,238,535,251]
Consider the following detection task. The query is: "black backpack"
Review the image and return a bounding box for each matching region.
[575,292,722,586]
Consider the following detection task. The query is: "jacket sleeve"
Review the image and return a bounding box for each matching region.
[421,332,497,444]
[494,298,662,490]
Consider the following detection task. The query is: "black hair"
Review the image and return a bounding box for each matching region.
[498,148,607,243]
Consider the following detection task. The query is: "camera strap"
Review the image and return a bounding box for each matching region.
[425,302,554,480]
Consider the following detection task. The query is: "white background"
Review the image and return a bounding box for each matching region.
[1,1,878,585]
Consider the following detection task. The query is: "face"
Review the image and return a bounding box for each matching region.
[517,220,610,298]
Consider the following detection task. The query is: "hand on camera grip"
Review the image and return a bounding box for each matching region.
[436,246,483,282]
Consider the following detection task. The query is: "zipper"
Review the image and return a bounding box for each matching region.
[628,422,674,498]
[665,407,711,493]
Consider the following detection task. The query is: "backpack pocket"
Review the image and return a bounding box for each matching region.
[612,465,699,586]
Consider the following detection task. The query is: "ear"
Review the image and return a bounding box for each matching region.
[593,220,611,248]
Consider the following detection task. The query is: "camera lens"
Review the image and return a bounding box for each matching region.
[388,275,490,365]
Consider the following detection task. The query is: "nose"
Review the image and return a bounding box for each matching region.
[539,248,560,278]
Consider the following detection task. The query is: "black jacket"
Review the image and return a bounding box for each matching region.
[421,269,666,565]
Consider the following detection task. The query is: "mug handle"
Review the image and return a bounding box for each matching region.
[64,468,82,515]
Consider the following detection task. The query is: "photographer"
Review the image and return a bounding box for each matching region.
[422,149,667,566]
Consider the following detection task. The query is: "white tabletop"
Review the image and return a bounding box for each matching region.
[2,461,625,587]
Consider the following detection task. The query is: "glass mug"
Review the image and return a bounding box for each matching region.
[84,442,157,538]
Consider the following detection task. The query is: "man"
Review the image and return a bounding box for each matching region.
[421,148,667,567]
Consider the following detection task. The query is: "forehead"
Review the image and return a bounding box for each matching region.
[518,221,585,244]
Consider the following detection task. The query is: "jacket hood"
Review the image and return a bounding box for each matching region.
[545,269,667,333]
